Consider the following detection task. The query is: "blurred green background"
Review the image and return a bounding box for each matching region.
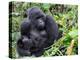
[9,2,78,58]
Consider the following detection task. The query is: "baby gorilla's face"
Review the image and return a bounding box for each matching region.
[22,36,33,50]
[22,36,40,52]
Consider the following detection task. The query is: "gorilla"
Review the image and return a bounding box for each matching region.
[17,7,59,57]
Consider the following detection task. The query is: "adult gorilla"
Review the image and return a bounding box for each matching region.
[17,7,59,57]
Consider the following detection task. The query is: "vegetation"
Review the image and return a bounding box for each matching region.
[9,2,78,58]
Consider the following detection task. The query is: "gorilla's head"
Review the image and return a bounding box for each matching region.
[27,7,45,19]
[27,7,46,30]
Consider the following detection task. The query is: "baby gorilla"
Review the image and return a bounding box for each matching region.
[17,36,33,56]
[17,30,47,57]
[17,7,58,57]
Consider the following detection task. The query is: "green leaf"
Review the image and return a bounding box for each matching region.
[42,4,50,9]
[68,29,78,38]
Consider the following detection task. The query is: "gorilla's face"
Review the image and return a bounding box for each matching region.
[34,18,45,30]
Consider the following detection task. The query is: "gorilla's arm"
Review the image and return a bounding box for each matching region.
[21,18,31,36]
[45,15,58,47]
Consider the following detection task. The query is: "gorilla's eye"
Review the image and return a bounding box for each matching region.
[36,15,44,19]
